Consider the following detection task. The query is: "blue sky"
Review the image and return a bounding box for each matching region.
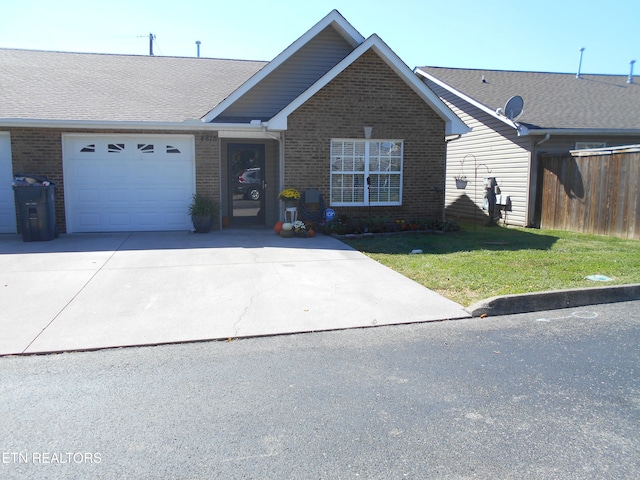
[1,0,637,75]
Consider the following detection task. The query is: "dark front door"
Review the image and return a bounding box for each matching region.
[228,143,265,225]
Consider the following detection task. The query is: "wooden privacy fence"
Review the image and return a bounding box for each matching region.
[540,147,640,239]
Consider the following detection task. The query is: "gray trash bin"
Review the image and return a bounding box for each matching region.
[12,176,58,242]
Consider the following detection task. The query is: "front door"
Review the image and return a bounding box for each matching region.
[228,143,265,225]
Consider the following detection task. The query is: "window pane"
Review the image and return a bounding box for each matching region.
[343,157,354,171]
[381,141,400,155]
[344,142,355,156]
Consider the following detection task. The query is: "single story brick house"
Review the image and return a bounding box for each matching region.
[416,66,640,227]
[0,10,467,235]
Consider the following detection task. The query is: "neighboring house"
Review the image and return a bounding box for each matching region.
[0,10,467,235]
[416,66,640,227]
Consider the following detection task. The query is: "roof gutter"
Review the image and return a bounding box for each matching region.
[415,68,519,132]
[524,128,640,137]
[0,118,266,132]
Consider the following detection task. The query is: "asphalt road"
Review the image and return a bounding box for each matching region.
[1,301,639,479]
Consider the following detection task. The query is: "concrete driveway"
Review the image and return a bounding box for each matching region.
[0,229,470,355]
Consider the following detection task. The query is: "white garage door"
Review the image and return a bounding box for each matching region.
[64,134,195,233]
[0,133,17,234]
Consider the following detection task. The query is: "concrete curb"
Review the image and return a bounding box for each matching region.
[466,283,640,317]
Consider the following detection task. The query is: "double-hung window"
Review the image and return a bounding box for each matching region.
[330,139,403,206]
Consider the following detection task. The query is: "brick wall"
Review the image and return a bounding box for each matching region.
[193,131,220,197]
[10,128,66,232]
[284,50,446,222]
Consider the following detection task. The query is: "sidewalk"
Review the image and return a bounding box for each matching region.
[0,230,471,355]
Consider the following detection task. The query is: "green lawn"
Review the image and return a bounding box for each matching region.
[343,224,640,307]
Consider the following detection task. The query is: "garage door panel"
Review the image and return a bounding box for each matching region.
[78,213,101,229]
[136,213,162,227]
[137,188,161,203]
[106,188,130,204]
[108,213,131,228]
[76,188,101,203]
[64,135,195,233]
[74,162,104,181]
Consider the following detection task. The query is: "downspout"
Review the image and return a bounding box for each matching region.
[262,125,284,222]
[528,133,551,227]
[442,134,464,221]
[535,133,551,148]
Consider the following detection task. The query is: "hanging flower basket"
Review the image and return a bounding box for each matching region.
[455,177,468,189]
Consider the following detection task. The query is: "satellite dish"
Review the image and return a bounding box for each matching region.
[504,95,524,121]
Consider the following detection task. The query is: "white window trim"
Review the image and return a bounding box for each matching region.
[330,139,403,207]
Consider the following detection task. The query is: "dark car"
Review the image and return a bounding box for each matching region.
[234,168,261,201]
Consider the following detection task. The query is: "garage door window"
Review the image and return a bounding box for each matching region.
[138,144,154,153]
[108,143,125,153]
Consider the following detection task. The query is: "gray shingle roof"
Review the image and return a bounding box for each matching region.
[0,48,267,122]
[418,66,640,131]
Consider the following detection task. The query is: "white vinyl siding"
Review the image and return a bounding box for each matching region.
[216,27,355,122]
[426,80,531,226]
[330,139,403,206]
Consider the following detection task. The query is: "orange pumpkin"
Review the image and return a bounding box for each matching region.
[308,229,315,237]
[274,221,284,234]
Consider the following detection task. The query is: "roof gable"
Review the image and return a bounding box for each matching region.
[268,35,468,135]
[417,66,640,133]
[202,9,363,123]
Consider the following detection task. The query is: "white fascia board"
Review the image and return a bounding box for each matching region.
[526,128,640,136]
[201,9,364,124]
[415,68,520,132]
[0,118,264,132]
[269,35,470,135]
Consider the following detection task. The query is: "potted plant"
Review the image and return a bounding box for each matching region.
[454,175,468,189]
[278,188,301,207]
[188,194,218,233]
